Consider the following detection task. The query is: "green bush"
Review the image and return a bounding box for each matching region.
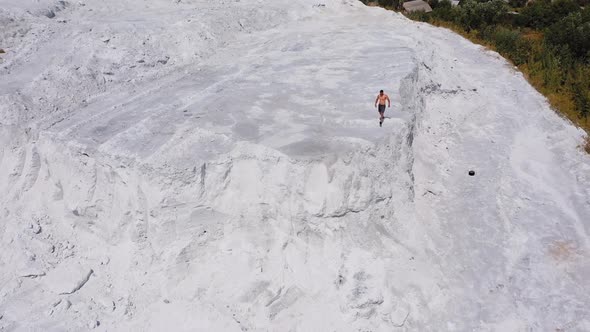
[573,83,590,121]
[516,0,580,29]
[432,0,456,21]
[516,1,553,28]
[538,49,565,89]
[545,8,590,61]
[456,0,508,31]
[493,27,532,65]
[407,10,432,22]
[378,0,401,9]
[551,0,581,20]
[479,25,497,41]
[508,0,527,8]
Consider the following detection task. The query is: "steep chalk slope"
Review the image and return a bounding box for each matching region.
[409,26,590,330]
[1,0,589,331]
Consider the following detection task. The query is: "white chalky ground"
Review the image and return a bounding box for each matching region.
[1,0,589,330]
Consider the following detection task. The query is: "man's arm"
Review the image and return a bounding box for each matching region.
[374,96,379,107]
[386,95,391,107]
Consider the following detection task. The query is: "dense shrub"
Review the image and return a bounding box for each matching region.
[378,0,401,9]
[431,0,456,21]
[538,49,565,89]
[516,0,580,29]
[571,64,590,121]
[545,8,590,60]
[508,0,527,8]
[407,9,430,22]
[456,0,508,31]
[493,27,532,65]
[573,84,590,121]
[516,1,553,28]
[551,0,581,20]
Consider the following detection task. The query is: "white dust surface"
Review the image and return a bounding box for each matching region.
[1,0,589,330]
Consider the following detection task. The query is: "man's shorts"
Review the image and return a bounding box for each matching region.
[378,104,386,113]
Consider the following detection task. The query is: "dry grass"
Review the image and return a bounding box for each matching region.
[584,136,590,154]
[521,30,543,41]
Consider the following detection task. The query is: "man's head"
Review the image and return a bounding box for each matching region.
[380,90,384,95]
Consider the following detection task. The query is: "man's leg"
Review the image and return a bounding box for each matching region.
[379,104,385,126]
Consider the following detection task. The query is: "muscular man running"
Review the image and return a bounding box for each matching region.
[374,89,391,127]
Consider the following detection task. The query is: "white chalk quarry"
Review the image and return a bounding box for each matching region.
[1,0,589,331]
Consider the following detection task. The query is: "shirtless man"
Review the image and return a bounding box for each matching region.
[374,90,391,127]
